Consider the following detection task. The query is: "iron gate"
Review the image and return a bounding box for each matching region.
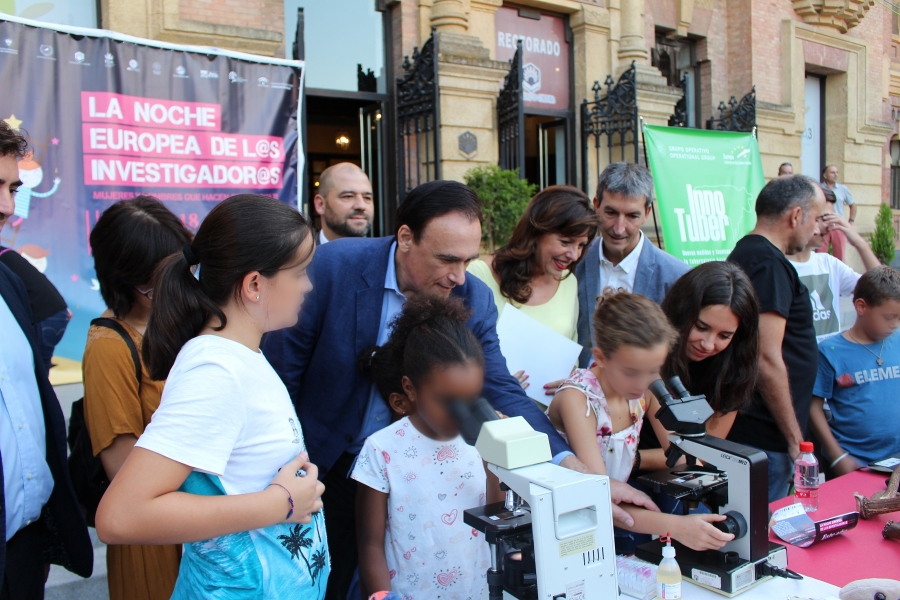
[581,62,639,195]
[396,30,441,200]
[707,87,756,132]
[497,40,525,178]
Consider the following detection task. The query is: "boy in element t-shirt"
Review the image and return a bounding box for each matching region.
[809,266,900,477]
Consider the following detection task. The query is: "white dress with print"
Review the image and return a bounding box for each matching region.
[351,417,490,600]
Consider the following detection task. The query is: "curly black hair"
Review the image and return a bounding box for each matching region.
[358,295,484,402]
[0,120,28,159]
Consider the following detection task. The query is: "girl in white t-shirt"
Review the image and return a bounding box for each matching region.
[95,194,328,599]
[352,295,503,600]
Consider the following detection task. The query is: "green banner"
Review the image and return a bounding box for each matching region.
[643,125,764,266]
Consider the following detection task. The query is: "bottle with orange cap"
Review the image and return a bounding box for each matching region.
[656,533,682,599]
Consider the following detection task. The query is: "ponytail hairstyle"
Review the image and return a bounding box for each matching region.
[493,186,599,304]
[660,261,759,414]
[591,289,677,358]
[143,194,314,380]
[358,295,484,402]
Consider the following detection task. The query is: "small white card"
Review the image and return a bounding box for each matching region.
[495,305,583,404]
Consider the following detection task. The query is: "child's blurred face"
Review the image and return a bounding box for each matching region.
[405,360,484,440]
[593,343,669,400]
[856,298,900,341]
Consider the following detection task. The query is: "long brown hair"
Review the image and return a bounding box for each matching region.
[493,185,599,304]
[660,262,759,414]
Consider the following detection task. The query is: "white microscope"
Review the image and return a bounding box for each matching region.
[452,399,618,600]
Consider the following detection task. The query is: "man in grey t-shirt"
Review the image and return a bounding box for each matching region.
[820,165,856,262]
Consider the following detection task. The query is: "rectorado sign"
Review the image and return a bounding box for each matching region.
[495,6,569,111]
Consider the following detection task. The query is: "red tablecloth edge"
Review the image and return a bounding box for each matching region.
[768,469,900,588]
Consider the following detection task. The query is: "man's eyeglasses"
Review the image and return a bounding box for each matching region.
[135,287,153,300]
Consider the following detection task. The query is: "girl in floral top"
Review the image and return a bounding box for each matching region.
[546,291,735,552]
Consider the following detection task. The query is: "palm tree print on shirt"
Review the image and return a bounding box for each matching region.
[277,512,327,591]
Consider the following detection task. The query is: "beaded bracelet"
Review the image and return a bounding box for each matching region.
[269,483,294,520]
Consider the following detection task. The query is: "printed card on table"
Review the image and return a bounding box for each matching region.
[770,503,859,548]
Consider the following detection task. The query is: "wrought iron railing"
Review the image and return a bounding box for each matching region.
[497,40,525,178]
[706,86,756,132]
[581,61,639,195]
[396,30,440,200]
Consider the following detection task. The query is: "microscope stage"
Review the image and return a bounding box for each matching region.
[464,501,532,542]
[638,467,729,502]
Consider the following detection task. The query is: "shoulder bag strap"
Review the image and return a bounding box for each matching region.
[90,317,142,386]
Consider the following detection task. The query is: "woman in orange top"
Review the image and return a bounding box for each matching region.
[82,196,192,600]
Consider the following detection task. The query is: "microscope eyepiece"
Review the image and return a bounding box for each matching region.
[668,376,690,399]
[449,397,499,446]
[649,379,674,405]
[651,378,714,433]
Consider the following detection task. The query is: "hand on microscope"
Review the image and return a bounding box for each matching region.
[668,513,735,551]
[617,505,735,551]
[557,455,660,528]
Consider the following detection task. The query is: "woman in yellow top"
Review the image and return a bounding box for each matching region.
[82,196,192,600]
[467,185,600,389]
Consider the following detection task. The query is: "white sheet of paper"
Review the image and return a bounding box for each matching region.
[495,305,583,404]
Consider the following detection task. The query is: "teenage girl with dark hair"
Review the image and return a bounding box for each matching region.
[353,295,503,600]
[467,186,598,380]
[84,196,192,600]
[639,261,761,472]
[95,194,328,599]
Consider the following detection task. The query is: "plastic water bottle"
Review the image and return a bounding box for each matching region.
[656,535,681,599]
[794,441,819,512]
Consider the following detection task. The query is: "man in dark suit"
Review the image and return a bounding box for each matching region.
[265,180,656,600]
[0,121,92,598]
[573,162,690,368]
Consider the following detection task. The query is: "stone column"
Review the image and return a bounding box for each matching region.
[431,0,468,34]
[428,0,508,181]
[618,0,648,65]
[614,0,681,130]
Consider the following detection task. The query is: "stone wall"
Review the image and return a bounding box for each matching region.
[101,0,284,56]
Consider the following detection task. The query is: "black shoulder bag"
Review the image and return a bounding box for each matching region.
[66,318,142,527]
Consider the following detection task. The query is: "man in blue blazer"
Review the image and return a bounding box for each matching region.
[265,180,655,600]
[573,163,690,368]
[0,122,92,598]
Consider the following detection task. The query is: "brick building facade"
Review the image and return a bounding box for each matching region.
[95,0,899,260]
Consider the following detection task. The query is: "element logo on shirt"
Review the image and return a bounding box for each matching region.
[800,273,837,336]
[289,418,300,444]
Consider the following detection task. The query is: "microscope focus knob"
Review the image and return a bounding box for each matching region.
[713,511,748,540]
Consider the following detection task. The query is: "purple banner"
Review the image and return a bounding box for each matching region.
[0,17,302,361]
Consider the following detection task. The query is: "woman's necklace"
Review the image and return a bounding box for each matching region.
[847,331,885,366]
